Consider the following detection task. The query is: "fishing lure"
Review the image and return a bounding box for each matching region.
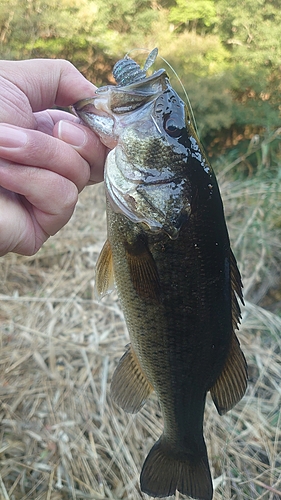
[113,48,158,86]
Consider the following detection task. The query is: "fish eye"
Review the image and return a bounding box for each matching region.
[164,116,182,137]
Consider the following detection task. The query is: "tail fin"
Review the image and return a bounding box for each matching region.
[140,436,213,500]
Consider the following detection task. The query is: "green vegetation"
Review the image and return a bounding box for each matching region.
[1,0,280,148]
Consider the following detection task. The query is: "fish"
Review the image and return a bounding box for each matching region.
[73,50,248,500]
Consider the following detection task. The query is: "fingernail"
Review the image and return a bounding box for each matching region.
[0,125,28,148]
[57,121,86,147]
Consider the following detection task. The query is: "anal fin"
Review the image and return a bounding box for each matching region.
[95,239,115,299]
[210,332,248,415]
[111,344,153,413]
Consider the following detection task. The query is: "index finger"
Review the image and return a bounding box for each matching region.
[0,59,97,111]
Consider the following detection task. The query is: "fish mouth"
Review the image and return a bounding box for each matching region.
[97,69,166,94]
[73,69,167,121]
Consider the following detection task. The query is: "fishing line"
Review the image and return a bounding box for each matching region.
[125,48,200,138]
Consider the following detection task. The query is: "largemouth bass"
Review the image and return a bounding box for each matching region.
[73,50,247,500]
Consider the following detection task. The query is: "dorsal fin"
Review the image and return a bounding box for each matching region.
[210,331,247,415]
[230,248,244,329]
[230,248,244,302]
[210,249,247,414]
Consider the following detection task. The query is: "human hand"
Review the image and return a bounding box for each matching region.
[0,59,107,256]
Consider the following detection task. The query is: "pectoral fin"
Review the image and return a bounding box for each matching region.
[210,332,248,415]
[94,240,115,299]
[111,344,153,413]
[125,237,161,302]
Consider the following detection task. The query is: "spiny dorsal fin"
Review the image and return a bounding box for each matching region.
[210,331,247,415]
[230,248,244,303]
[230,249,244,330]
[111,344,154,413]
[125,238,161,302]
[95,239,115,299]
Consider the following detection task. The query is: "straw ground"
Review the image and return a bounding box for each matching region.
[0,164,281,499]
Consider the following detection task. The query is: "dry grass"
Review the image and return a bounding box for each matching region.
[0,170,281,500]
